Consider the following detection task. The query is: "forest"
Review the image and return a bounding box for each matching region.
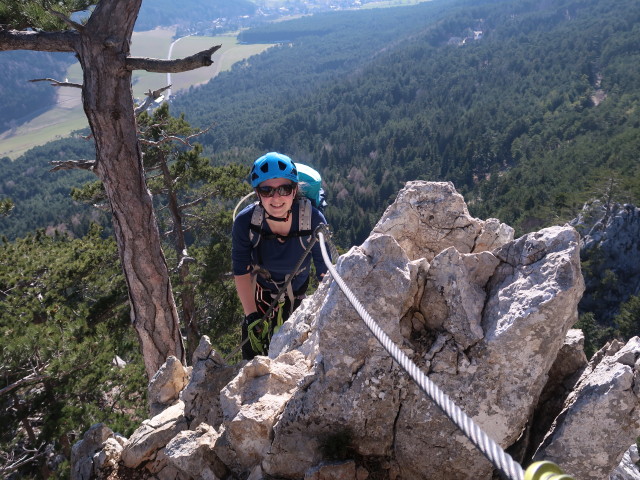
[0,51,75,133]
[170,0,640,246]
[1,0,640,476]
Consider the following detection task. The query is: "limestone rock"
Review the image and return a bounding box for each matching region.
[609,444,640,480]
[515,329,589,462]
[165,423,227,480]
[70,423,115,480]
[91,437,123,472]
[84,181,640,480]
[181,336,241,430]
[120,401,188,468]
[263,233,418,478]
[220,350,312,471]
[372,180,513,261]
[148,355,190,417]
[395,225,585,479]
[304,460,358,480]
[534,337,640,479]
[419,247,499,348]
[572,201,640,321]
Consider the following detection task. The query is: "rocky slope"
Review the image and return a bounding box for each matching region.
[71,182,640,480]
[571,200,640,322]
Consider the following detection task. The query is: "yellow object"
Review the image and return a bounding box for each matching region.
[524,461,575,480]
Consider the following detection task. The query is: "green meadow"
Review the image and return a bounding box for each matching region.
[0,28,272,159]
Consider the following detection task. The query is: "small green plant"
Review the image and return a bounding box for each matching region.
[573,312,616,359]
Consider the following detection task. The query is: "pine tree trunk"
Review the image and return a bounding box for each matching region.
[159,158,200,362]
[77,0,185,378]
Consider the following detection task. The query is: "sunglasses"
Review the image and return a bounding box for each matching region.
[256,184,296,198]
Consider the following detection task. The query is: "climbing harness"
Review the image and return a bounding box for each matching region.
[249,197,314,251]
[223,224,328,362]
[315,231,574,480]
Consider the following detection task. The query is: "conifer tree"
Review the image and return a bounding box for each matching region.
[0,226,147,477]
[0,198,13,216]
[0,0,221,378]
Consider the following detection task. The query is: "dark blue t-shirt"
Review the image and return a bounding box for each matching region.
[232,200,329,293]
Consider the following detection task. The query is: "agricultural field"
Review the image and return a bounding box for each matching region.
[0,28,272,159]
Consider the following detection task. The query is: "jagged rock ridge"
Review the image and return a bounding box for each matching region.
[72,181,640,480]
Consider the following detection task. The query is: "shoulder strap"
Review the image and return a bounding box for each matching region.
[298,198,313,249]
[249,202,264,248]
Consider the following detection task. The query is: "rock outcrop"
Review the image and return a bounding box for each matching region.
[571,200,640,321]
[72,181,640,480]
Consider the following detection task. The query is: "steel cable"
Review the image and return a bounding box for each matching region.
[317,231,525,480]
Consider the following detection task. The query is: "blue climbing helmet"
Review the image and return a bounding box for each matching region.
[250,152,299,188]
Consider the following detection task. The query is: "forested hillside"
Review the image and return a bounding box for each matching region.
[135,0,256,32]
[172,0,640,246]
[0,138,99,241]
[7,0,639,244]
[0,51,75,133]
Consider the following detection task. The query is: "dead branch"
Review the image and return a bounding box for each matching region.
[30,77,82,88]
[134,85,171,116]
[140,135,192,147]
[92,203,111,212]
[0,372,48,397]
[1,360,91,398]
[139,124,214,147]
[49,160,96,172]
[46,8,84,31]
[126,45,222,73]
[178,196,207,211]
[0,445,48,475]
[0,29,78,52]
[176,255,196,271]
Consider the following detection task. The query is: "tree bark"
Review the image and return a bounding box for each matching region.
[76,0,185,377]
[126,44,221,72]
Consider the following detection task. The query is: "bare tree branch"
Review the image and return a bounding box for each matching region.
[0,29,78,52]
[126,45,222,73]
[140,135,193,147]
[30,78,82,89]
[0,371,48,397]
[178,196,207,211]
[139,124,214,147]
[0,360,92,398]
[46,8,85,31]
[49,160,96,172]
[134,85,171,116]
[176,255,196,271]
[0,444,48,475]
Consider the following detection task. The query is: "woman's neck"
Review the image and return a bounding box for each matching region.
[266,216,292,236]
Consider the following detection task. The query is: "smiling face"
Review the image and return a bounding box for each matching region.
[257,177,298,219]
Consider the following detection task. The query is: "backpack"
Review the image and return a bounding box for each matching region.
[296,163,327,212]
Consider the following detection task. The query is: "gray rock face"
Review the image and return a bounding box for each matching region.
[120,401,188,468]
[73,181,640,480]
[70,423,116,480]
[535,338,640,480]
[609,444,640,480]
[572,201,640,320]
[148,355,190,417]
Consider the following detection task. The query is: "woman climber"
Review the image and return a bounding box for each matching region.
[232,152,330,360]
